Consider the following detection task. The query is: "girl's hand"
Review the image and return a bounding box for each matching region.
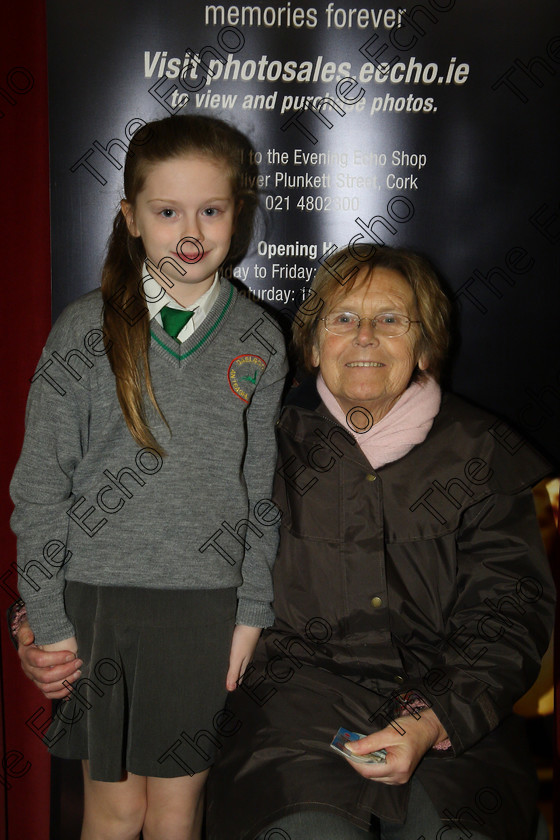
[226,624,262,691]
[19,631,82,700]
[344,709,448,785]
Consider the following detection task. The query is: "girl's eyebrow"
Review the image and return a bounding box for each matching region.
[146,196,233,204]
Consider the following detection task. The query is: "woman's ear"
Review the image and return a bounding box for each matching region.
[120,199,139,237]
[311,342,321,368]
[417,351,429,372]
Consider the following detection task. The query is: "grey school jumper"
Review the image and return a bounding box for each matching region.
[11,279,287,644]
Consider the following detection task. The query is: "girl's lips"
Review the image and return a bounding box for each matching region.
[175,251,206,263]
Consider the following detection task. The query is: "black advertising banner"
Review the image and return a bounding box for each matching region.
[46,0,559,465]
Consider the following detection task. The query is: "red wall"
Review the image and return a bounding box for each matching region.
[0,2,51,838]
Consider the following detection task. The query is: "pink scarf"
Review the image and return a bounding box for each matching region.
[316,374,441,469]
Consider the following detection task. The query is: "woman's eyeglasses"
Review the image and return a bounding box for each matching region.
[320,312,422,337]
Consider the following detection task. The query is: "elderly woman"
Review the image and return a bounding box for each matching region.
[206,246,554,840]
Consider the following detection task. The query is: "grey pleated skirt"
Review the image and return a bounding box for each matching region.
[47,581,237,782]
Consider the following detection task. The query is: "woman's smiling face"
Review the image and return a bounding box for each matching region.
[312,267,429,423]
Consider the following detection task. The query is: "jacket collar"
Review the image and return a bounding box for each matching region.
[284,374,322,410]
[281,376,372,471]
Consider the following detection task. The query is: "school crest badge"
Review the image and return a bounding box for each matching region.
[228,354,267,402]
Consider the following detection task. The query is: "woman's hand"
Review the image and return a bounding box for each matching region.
[345,709,448,785]
[226,624,262,691]
[38,635,78,654]
[18,623,82,700]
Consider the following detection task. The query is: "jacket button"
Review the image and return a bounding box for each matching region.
[394,675,404,684]
[371,596,382,608]
[366,474,376,481]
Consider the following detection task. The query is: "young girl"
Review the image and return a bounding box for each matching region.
[11,114,287,840]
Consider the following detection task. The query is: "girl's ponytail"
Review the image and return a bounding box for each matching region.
[101,213,167,455]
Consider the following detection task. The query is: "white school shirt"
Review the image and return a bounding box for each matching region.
[142,267,220,341]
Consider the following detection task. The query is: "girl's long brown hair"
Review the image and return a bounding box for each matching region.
[101,115,259,454]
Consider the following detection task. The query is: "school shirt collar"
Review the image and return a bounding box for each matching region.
[142,266,220,342]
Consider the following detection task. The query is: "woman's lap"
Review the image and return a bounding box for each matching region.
[254,810,369,839]
[255,778,493,840]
